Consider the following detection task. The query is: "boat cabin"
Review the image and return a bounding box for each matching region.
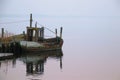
[26,26,44,42]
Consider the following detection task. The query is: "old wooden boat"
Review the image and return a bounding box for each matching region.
[0,14,63,53]
[20,14,63,52]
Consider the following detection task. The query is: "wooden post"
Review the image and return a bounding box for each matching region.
[39,27,44,39]
[42,27,44,39]
[30,29,33,41]
[30,14,33,27]
[26,27,28,41]
[23,31,25,40]
[1,28,4,38]
[35,22,38,41]
[40,28,42,38]
[60,27,63,38]
[27,28,33,41]
[55,29,57,37]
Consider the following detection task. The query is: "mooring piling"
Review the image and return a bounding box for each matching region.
[30,14,33,28]
[55,28,57,37]
[1,28,4,38]
[60,27,63,38]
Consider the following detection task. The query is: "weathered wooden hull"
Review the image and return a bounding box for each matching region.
[22,47,62,53]
[0,37,63,54]
[20,37,63,53]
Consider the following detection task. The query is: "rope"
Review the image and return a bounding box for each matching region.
[44,27,55,34]
[37,22,56,34]
[0,19,56,35]
[37,22,44,27]
[0,20,29,24]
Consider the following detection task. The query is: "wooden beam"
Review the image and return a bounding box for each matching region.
[60,27,63,38]
[1,28,4,38]
[55,28,57,37]
[30,14,33,27]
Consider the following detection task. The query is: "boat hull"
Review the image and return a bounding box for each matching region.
[20,37,63,53]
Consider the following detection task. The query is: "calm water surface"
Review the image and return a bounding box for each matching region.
[0,16,120,80]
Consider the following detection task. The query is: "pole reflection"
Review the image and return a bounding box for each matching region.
[0,49,63,79]
[20,50,63,76]
[26,59,44,75]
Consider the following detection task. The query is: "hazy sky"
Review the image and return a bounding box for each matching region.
[0,0,120,16]
[0,0,120,34]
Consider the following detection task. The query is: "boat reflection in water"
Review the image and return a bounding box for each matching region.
[19,50,63,76]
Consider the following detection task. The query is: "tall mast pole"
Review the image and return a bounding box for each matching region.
[30,14,33,27]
